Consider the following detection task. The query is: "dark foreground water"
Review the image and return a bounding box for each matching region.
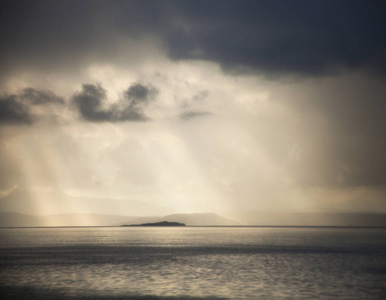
[0,227,385,299]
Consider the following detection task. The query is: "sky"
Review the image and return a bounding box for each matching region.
[0,0,386,217]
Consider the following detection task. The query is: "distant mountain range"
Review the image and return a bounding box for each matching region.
[0,212,239,227]
[1,188,385,227]
[1,210,385,227]
[228,211,386,227]
[124,213,239,227]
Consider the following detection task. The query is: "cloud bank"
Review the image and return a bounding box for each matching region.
[1,0,385,80]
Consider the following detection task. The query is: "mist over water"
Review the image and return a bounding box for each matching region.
[1,227,386,299]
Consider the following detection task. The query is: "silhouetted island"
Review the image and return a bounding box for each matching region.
[122,221,186,227]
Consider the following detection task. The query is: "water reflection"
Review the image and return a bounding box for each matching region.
[1,227,386,299]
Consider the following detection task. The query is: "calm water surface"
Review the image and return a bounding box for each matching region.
[0,227,385,299]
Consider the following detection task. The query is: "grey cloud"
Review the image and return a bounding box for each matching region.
[125,83,157,110]
[0,1,116,77]
[180,111,212,121]
[72,84,110,122]
[192,91,209,102]
[166,0,386,77]
[1,1,385,79]
[179,90,209,112]
[0,95,30,124]
[73,83,156,122]
[0,88,64,124]
[126,83,155,102]
[19,88,64,105]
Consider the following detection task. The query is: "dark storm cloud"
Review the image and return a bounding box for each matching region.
[1,0,385,78]
[0,96,30,124]
[0,88,64,124]
[73,83,156,122]
[166,0,386,76]
[0,0,116,76]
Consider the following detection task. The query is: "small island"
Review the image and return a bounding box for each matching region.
[122,221,186,227]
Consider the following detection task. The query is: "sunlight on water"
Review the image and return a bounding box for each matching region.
[1,227,386,299]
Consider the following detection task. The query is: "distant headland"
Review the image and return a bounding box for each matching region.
[121,221,186,227]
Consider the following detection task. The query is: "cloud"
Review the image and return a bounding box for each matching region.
[73,83,157,122]
[180,111,212,121]
[165,0,386,77]
[0,1,165,85]
[0,88,64,124]
[0,1,385,214]
[192,91,209,102]
[0,95,30,124]
[124,83,158,114]
[126,83,156,102]
[19,88,64,105]
[1,1,385,80]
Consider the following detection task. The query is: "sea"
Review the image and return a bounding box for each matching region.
[0,227,385,299]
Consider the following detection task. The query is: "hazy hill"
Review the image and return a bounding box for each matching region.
[0,212,41,227]
[2,210,384,227]
[162,213,239,226]
[0,212,239,227]
[229,211,386,227]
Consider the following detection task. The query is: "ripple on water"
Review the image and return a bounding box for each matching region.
[0,227,386,299]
